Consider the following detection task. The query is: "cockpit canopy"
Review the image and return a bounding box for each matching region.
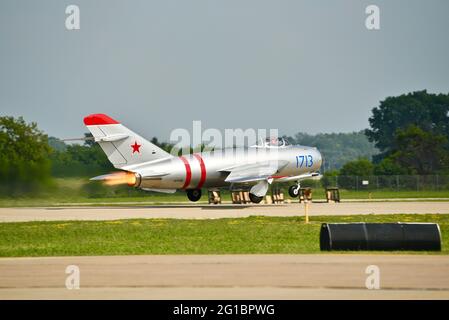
[254,137,291,148]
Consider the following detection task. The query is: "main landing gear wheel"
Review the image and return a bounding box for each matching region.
[288,185,300,198]
[187,189,202,202]
[249,193,263,204]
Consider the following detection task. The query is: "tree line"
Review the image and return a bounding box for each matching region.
[327,90,449,180]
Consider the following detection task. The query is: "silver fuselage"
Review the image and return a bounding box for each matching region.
[127,145,322,190]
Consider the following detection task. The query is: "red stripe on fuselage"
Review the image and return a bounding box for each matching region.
[193,154,206,189]
[180,156,192,189]
[270,175,287,179]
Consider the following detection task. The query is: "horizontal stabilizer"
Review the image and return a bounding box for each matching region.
[62,136,95,142]
[63,134,129,143]
[94,134,129,142]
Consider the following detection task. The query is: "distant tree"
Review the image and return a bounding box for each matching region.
[365,90,449,157]
[50,132,113,177]
[373,158,408,176]
[387,125,449,174]
[335,158,374,189]
[0,116,52,194]
[339,158,374,177]
[150,137,173,153]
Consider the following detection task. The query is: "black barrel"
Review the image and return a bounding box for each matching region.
[320,223,441,251]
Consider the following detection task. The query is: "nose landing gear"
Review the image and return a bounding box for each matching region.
[288,183,301,198]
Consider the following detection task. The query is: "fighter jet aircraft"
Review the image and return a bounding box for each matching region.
[84,114,322,203]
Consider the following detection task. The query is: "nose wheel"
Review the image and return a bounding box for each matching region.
[288,183,301,198]
[186,189,202,202]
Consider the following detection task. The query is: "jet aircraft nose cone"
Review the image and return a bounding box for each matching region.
[316,150,323,169]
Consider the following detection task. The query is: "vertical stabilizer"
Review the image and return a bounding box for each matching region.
[84,114,172,169]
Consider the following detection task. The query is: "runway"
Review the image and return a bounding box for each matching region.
[1,254,448,299]
[1,201,448,222]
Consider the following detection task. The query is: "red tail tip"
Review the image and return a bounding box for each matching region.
[84,114,120,125]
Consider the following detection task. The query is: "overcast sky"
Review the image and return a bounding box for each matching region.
[1,0,448,142]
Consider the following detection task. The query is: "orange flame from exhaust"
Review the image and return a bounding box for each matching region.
[103,172,136,186]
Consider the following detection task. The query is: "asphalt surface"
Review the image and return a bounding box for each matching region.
[1,201,449,222]
[1,254,448,299]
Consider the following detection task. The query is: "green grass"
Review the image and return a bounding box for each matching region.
[0,214,447,257]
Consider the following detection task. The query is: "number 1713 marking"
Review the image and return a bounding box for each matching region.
[296,155,313,168]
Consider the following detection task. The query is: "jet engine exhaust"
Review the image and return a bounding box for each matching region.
[90,172,139,186]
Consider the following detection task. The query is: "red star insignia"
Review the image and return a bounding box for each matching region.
[131,141,141,154]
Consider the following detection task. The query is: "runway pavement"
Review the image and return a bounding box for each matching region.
[0,201,448,222]
[1,254,448,299]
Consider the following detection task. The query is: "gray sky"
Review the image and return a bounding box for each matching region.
[1,0,449,142]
